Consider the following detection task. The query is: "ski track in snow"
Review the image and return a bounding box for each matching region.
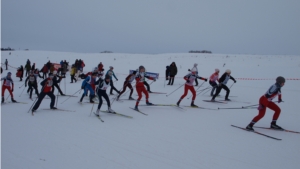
[1,51,300,169]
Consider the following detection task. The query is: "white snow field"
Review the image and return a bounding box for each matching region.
[1,51,300,169]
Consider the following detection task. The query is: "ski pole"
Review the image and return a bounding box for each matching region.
[201,87,212,95]
[90,102,95,116]
[218,107,257,110]
[6,95,10,100]
[19,86,26,97]
[166,84,184,97]
[19,83,25,88]
[27,84,46,113]
[229,83,234,89]
[60,89,81,104]
[55,82,61,107]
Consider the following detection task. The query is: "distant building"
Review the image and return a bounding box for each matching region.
[189,50,212,54]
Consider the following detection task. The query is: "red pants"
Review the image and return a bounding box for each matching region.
[252,96,281,123]
[2,86,14,98]
[136,86,149,106]
[180,84,196,101]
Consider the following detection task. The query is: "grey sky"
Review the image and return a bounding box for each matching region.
[1,0,300,55]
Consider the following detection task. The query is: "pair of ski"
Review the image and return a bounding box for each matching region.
[94,110,133,122]
[4,101,28,104]
[231,125,300,141]
[32,108,75,116]
[131,104,185,115]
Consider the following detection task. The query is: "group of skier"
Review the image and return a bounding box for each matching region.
[1,59,286,131]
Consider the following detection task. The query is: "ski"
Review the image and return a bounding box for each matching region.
[42,108,75,112]
[8,101,28,104]
[58,95,78,97]
[254,126,300,134]
[93,112,104,122]
[203,100,227,104]
[231,125,282,141]
[100,110,133,118]
[184,106,217,110]
[129,107,148,115]
[149,92,167,94]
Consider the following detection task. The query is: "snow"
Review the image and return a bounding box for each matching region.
[1,51,300,169]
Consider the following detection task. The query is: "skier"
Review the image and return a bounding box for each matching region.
[106,66,120,95]
[1,72,17,103]
[5,59,8,70]
[94,75,115,116]
[246,77,285,131]
[32,73,57,112]
[52,71,65,96]
[70,64,77,83]
[79,72,97,103]
[165,66,170,80]
[211,69,236,101]
[41,64,48,79]
[25,61,31,77]
[188,63,199,86]
[209,69,220,96]
[116,71,137,100]
[176,68,207,107]
[25,71,40,99]
[31,63,36,71]
[27,69,42,94]
[134,66,156,111]
[167,62,177,85]
[98,62,103,72]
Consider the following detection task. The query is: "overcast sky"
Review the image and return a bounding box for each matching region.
[1,0,300,55]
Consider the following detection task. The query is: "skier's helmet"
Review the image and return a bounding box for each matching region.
[276,76,285,84]
[226,69,231,74]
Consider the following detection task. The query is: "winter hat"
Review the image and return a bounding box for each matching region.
[191,67,197,72]
[276,76,285,84]
[215,68,220,72]
[139,65,145,70]
[53,70,57,74]
[194,63,198,67]
[109,66,113,69]
[225,69,231,74]
[7,72,12,76]
[132,71,137,74]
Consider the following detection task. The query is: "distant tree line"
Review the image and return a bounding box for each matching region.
[1,47,15,51]
[189,50,212,54]
[100,51,113,53]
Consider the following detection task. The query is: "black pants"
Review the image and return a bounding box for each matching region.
[32,91,55,110]
[5,64,8,70]
[212,84,230,100]
[42,72,47,79]
[71,75,76,82]
[28,83,39,98]
[52,84,64,95]
[110,80,119,94]
[97,89,111,110]
[168,75,175,85]
[209,81,218,96]
[25,70,30,77]
[118,82,133,98]
[143,81,150,92]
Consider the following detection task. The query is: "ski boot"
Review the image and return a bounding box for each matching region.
[11,98,17,103]
[246,124,254,131]
[95,109,100,116]
[108,107,115,113]
[211,98,215,102]
[128,97,135,100]
[225,98,231,101]
[50,107,57,110]
[134,105,139,111]
[271,122,283,130]
[2,97,4,103]
[191,101,198,107]
[146,101,153,105]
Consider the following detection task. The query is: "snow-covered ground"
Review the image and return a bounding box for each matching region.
[1,51,300,169]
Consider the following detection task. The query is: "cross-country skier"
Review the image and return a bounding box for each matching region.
[25,71,40,99]
[79,72,97,103]
[116,71,137,100]
[211,69,236,101]
[5,59,8,70]
[246,76,285,131]
[209,69,220,96]
[106,66,120,95]
[70,64,77,83]
[165,66,170,80]
[134,66,156,111]
[1,72,17,103]
[188,63,199,86]
[32,73,57,112]
[176,68,207,107]
[52,71,65,96]
[94,75,115,116]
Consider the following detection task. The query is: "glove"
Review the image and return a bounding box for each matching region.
[278,99,282,103]
[153,78,156,82]
[187,80,190,83]
[81,86,84,89]
[234,80,237,83]
[188,69,191,71]
[12,89,14,92]
[25,84,27,87]
[116,79,118,81]
[218,83,222,87]
[205,79,207,82]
